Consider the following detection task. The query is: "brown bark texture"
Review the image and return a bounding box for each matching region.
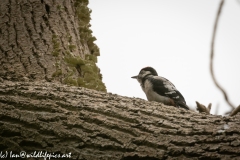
[0,81,240,160]
[0,0,106,91]
[1,0,240,159]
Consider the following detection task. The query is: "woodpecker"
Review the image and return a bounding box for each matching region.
[131,67,189,110]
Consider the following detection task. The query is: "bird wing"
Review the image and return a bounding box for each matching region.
[150,76,189,110]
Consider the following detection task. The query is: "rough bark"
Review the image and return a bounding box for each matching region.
[0,0,106,91]
[1,0,240,159]
[0,81,240,160]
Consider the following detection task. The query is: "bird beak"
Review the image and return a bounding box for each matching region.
[131,76,138,79]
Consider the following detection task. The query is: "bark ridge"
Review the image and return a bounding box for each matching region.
[0,0,106,91]
[0,81,240,160]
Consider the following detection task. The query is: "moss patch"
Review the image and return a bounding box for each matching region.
[51,35,63,79]
[68,44,76,52]
[74,0,100,56]
[52,69,62,77]
[64,54,106,92]
[64,55,85,67]
[62,0,107,92]
[64,76,78,86]
[85,54,97,63]
[52,34,60,57]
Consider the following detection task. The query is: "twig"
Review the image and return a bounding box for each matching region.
[230,105,240,116]
[196,101,211,114]
[210,0,235,110]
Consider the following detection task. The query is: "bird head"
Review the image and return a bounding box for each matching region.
[131,67,158,82]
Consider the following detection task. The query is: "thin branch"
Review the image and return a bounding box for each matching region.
[210,0,235,110]
[230,105,240,116]
[196,101,211,115]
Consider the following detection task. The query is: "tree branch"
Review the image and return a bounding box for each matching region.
[196,101,211,114]
[230,105,240,116]
[0,81,240,159]
[210,0,235,110]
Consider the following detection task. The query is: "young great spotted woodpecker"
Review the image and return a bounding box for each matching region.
[131,67,189,110]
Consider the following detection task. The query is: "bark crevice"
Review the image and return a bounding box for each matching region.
[0,81,239,160]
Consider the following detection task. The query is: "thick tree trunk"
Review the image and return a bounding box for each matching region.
[0,0,106,91]
[0,81,240,160]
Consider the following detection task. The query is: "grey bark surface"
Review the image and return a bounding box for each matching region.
[0,81,240,160]
[1,0,74,80]
[1,0,240,159]
[0,0,106,91]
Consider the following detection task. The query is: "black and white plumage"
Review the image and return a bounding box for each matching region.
[131,67,189,110]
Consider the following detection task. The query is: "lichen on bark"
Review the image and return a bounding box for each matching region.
[0,0,106,92]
